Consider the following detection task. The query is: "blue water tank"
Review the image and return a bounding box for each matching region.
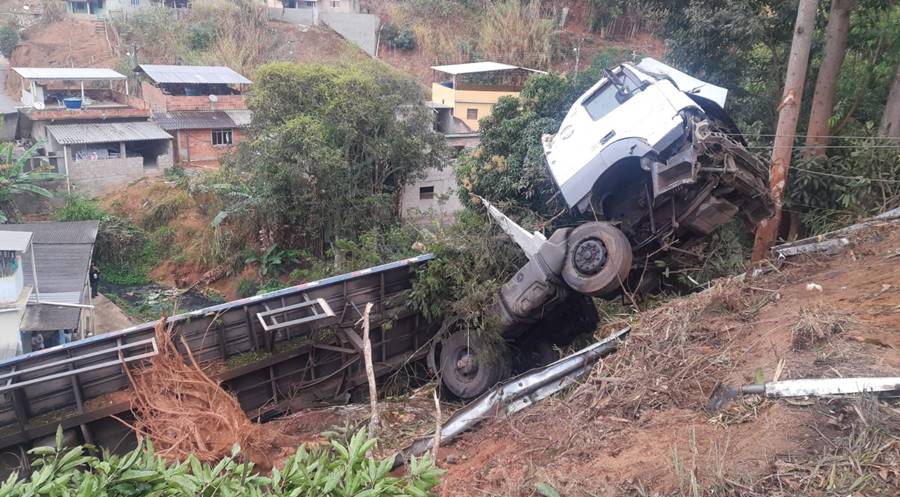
[63,98,82,110]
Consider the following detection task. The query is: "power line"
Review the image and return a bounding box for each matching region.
[790,166,900,184]
[725,133,900,140]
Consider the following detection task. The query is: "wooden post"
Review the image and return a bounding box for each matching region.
[751,0,819,261]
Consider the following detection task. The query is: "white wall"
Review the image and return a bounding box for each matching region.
[400,166,464,225]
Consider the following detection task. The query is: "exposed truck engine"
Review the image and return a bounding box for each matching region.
[437,58,774,399]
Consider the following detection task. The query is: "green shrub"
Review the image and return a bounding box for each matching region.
[52,195,107,221]
[382,23,417,50]
[0,23,18,59]
[186,20,217,50]
[0,427,442,496]
[95,216,148,265]
[236,277,259,298]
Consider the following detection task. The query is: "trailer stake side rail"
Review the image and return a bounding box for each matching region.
[0,254,435,473]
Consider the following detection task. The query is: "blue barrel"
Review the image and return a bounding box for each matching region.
[63,98,82,110]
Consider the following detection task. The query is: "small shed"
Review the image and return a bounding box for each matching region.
[1,221,100,352]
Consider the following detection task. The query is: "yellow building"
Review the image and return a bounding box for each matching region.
[430,62,545,131]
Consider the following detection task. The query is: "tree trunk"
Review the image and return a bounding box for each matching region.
[804,0,853,157]
[880,61,900,138]
[752,0,819,261]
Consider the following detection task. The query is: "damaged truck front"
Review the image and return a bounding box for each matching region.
[437,58,774,399]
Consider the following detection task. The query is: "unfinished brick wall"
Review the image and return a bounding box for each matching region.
[140,82,247,112]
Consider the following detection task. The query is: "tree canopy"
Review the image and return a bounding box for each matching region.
[214,61,445,256]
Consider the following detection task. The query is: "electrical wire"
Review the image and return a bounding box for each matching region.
[790,166,900,184]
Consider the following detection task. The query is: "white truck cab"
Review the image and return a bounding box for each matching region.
[543,58,729,211]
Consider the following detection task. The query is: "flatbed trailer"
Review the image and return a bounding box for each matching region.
[0,254,435,473]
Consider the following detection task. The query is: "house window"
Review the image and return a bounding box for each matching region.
[419,186,435,200]
[331,0,340,7]
[131,0,139,5]
[212,129,233,146]
[70,1,88,13]
[466,108,478,121]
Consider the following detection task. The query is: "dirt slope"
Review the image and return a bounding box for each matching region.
[436,221,900,496]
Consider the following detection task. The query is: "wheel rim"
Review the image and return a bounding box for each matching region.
[453,347,479,382]
[572,237,607,275]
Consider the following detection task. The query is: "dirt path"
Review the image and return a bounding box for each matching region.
[92,293,138,333]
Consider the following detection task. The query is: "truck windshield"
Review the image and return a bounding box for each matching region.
[582,74,641,121]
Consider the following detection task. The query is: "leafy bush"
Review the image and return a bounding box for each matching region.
[95,217,162,286]
[1,427,442,497]
[245,245,300,277]
[0,23,18,59]
[382,23,417,50]
[52,195,107,221]
[236,277,259,298]
[217,61,444,256]
[95,216,148,265]
[187,20,218,50]
[788,134,900,234]
[409,210,523,343]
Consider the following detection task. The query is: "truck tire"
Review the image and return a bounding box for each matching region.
[439,331,507,399]
[562,222,632,296]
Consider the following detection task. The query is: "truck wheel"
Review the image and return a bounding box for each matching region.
[562,222,632,296]
[439,331,507,399]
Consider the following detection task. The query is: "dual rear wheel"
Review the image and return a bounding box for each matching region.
[439,222,632,399]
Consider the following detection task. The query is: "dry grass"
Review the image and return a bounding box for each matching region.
[192,0,270,76]
[569,279,753,419]
[478,0,559,69]
[791,305,852,351]
[762,399,899,496]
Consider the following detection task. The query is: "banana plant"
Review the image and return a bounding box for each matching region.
[0,142,61,223]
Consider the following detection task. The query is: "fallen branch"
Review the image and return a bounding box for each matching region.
[357,302,379,440]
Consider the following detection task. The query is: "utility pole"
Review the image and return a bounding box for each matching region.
[751,0,819,262]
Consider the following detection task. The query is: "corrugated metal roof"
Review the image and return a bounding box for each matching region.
[154,111,237,130]
[224,109,252,127]
[12,67,127,81]
[0,231,32,252]
[22,305,81,332]
[46,122,172,145]
[138,64,252,85]
[2,222,98,332]
[431,62,545,75]
[2,221,99,245]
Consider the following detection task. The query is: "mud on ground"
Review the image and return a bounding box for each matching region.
[434,222,900,497]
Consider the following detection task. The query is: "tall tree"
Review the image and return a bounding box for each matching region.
[880,61,900,137]
[752,0,820,261]
[804,0,854,156]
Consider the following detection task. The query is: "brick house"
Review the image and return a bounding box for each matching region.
[136,64,252,167]
[13,67,174,196]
